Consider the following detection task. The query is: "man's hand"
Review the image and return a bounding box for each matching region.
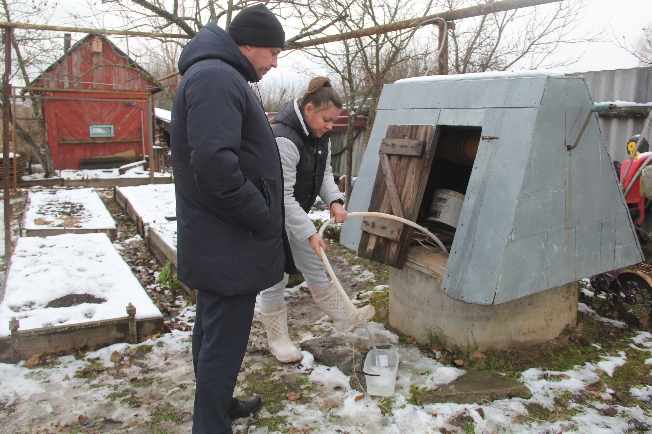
[330,202,347,223]
[308,233,328,260]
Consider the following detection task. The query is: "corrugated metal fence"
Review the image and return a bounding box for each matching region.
[329,130,366,177]
[580,66,652,163]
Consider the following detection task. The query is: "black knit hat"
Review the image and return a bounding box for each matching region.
[228,4,285,48]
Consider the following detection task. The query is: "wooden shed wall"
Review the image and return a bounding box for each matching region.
[43,91,151,170]
[35,35,156,92]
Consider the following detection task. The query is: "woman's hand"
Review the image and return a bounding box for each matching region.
[308,233,328,260]
[330,202,347,223]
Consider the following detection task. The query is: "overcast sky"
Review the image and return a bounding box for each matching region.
[264,0,652,83]
[51,0,651,81]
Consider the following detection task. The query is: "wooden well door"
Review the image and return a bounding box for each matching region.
[358,125,438,268]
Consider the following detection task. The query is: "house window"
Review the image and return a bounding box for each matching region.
[89,125,114,138]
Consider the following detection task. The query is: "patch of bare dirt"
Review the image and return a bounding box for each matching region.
[45,293,106,308]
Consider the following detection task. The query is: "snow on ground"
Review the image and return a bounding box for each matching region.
[116,184,176,227]
[60,168,169,180]
[308,209,331,222]
[152,220,178,249]
[22,188,115,231]
[578,302,628,328]
[0,233,161,336]
[2,297,652,432]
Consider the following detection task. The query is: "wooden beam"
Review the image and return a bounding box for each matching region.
[379,153,405,218]
[286,0,563,49]
[380,138,425,156]
[0,21,190,39]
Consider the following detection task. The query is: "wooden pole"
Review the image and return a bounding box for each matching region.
[437,22,454,75]
[0,21,189,39]
[3,26,12,258]
[12,86,17,189]
[148,95,154,184]
[286,0,562,49]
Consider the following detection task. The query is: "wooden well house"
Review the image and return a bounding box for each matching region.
[341,71,643,350]
[30,34,160,170]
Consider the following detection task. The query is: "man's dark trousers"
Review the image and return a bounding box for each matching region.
[192,290,257,433]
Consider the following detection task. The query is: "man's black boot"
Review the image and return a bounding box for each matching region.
[228,395,262,420]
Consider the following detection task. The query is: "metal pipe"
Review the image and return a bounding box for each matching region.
[286,0,562,49]
[2,27,12,258]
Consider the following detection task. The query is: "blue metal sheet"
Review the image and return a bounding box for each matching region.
[547,227,576,287]
[512,191,566,239]
[442,108,538,304]
[616,243,643,267]
[377,76,548,111]
[521,78,566,197]
[600,216,615,272]
[437,109,484,127]
[495,232,548,304]
[575,220,603,278]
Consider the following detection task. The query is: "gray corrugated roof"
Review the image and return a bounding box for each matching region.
[574,67,652,162]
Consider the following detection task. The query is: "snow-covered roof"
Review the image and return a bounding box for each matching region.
[155,108,171,123]
[395,69,564,84]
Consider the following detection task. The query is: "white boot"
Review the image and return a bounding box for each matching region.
[260,303,303,363]
[313,281,376,333]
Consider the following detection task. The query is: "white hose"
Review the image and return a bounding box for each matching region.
[317,211,448,319]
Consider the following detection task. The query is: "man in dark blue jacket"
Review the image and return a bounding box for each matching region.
[170,4,289,433]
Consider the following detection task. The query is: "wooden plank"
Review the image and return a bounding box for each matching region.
[114,186,127,208]
[63,176,171,188]
[379,153,405,218]
[148,227,195,302]
[405,245,448,278]
[16,178,63,188]
[379,138,425,156]
[361,216,404,242]
[0,316,165,363]
[148,227,178,267]
[359,125,438,268]
[25,227,118,241]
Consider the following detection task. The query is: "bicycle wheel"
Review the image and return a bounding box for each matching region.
[608,272,652,328]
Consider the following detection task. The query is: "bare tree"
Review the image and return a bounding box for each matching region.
[438,0,596,73]
[65,0,346,46]
[257,77,306,112]
[301,0,434,204]
[0,0,58,175]
[616,23,652,66]
[138,40,183,110]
